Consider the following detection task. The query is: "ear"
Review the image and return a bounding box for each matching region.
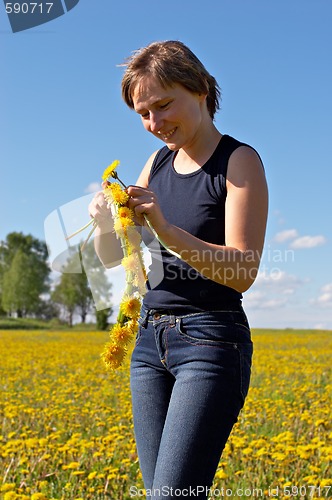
[198,93,208,103]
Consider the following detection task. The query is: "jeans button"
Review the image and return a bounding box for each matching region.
[153,313,161,320]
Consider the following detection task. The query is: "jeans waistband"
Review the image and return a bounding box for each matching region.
[139,306,248,328]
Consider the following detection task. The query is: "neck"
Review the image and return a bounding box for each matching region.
[174,124,222,173]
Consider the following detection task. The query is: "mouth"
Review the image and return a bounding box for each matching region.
[158,127,177,141]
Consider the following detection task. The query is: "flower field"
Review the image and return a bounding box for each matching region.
[0,329,331,499]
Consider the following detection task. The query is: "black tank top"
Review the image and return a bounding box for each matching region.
[142,134,254,313]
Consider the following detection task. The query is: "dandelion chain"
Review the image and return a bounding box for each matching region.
[90,161,145,369]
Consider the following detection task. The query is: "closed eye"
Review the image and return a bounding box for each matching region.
[159,101,171,110]
[138,100,172,119]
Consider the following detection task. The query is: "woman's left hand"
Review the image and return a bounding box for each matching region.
[126,185,169,235]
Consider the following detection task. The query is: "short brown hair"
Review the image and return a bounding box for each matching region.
[121,40,221,120]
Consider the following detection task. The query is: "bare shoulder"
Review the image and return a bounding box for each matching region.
[135,150,159,188]
[226,145,266,188]
[225,144,268,262]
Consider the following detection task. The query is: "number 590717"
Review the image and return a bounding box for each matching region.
[5,3,54,14]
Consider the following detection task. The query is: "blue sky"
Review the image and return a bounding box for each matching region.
[1,0,331,329]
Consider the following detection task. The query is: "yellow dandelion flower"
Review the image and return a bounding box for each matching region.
[102,160,120,181]
[31,494,48,500]
[113,217,135,238]
[105,183,129,205]
[215,469,227,480]
[122,254,139,273]
[88,471,97,480]
[118,216,135,230]
[120,296,141,319]
[103,183,127,205]
[1,485,16,493]
[3,493,18,500]
[271,451,287,461]
[110,323,133,345]
[118,206,134,219]
[63,461,80,470]
[101,342,127,370]
[320,479,332,487]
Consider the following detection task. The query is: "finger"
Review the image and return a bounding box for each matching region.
[133,202,155,217]
[126,185,150,197]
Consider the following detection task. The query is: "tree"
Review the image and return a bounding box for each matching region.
[52,271,80,327]
[2,249,50,317]
[0,232,50,317]
[51,243,112,326]
[95,308,112,330]
[0,232,49,270]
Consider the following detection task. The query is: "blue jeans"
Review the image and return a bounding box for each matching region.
[130,307,253,500]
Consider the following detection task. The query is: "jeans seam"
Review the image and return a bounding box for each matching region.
[177,332,239,348]
[175,319,251,348]
[234,321,251,334]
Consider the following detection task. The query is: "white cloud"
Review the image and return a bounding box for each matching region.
[290,235,327,249]
[273,229,327,250]
[317,293,332,304]
[244,291,288,310]
[321,283,332,293]
[274,229,298,243]
[255,270,304,287]
[84,182,100,194]
[314,283,332,308]
[244,271,305,311]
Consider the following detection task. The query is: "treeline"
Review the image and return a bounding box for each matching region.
[0,232,113,329]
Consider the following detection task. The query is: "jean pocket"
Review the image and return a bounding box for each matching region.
[175,313,251,347]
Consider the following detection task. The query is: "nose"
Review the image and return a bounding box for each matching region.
[149,111,163,134]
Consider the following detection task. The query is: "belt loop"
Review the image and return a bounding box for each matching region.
[169,314,175,327]
[139,308,149,328]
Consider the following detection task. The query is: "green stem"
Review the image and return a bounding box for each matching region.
[66,217,95,240]
[80,221,98,252]
[143,215,182,260]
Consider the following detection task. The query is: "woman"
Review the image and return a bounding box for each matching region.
[89,41,268,500]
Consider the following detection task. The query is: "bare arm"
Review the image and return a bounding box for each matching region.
[89,191,123,268]
[136,150,158,187]
[127,146,268,292]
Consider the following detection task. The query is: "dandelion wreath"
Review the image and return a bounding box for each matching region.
[99,161,148,370]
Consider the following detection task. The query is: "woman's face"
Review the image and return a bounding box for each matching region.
[132,76,207,151]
